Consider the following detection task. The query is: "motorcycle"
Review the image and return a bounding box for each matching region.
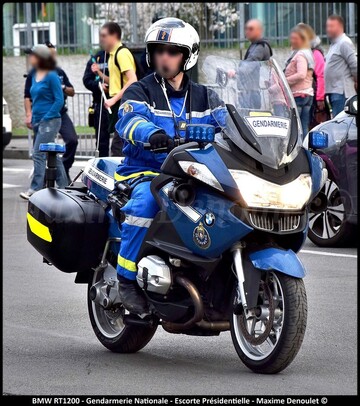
[26,56,327,374]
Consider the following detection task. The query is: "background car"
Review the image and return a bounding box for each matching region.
[3,97,12,150]
[303,95,357,247]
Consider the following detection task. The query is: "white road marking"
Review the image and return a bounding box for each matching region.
[300,249,357,259]
[72,161,87,168]
[3,168,31,172]
[3,183,22,188]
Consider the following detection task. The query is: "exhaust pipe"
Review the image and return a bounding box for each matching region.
[196,320,230,331]
[162,275,230,333]
[162,275,204,332]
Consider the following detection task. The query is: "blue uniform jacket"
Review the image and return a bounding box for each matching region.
[115,73,222,178]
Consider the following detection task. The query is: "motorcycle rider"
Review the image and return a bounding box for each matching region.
[114,18,221,315]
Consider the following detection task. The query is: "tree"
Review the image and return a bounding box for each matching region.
[82,3,240,46]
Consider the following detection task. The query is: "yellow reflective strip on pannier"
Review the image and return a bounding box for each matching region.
[27,213,52,242]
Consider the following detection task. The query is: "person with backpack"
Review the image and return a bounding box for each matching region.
[227,19,273,110]
[243,19,273,62]
[91,22,138,156]
[297,23,328,128]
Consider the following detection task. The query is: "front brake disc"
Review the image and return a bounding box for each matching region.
[238,280,275,346]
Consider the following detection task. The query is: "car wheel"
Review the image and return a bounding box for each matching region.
[307,178,355,247]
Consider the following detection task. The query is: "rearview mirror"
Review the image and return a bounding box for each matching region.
[344,95,357,116]
[308,131,328,150]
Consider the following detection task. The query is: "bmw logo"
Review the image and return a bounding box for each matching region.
[204,212,215,227]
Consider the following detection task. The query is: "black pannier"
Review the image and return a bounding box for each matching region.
[27,188,108,273]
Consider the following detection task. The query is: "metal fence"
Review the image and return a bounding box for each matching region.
[27,92,97,159]
[3,3,357,56]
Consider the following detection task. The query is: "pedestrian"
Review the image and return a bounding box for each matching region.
[297,22,328,127]
[243,19,273,61]
[83,36,110,157]
[325,15,357,117]
[227,19,273,110]
[20,45,68,200]
[284,26,314,135]
[91,22,137,157]
[24,41,78,183]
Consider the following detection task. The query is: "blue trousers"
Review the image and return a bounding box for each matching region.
[30,118,68,192]
[294,95,313,136]
[328,93,346,117]
[117,180,160,280]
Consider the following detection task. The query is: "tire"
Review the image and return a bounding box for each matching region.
[307,177,355,247]
[231,272,307,374]
[87,269,158,353]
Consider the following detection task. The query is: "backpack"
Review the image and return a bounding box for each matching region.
[244,39,273,60]
[114,45,146,88]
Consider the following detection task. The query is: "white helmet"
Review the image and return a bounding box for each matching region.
[144,17,200,71]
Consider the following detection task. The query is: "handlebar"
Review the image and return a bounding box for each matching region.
[142,137,187,153]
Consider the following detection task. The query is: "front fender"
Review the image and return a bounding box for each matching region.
[249,248,306,278]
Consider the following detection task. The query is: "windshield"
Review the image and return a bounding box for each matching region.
[203,56,303,169]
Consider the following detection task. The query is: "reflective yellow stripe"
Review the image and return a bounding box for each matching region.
[128,120,146,145]
[27,213,52,242]
[249,111,272,117]
[117,255,137,272]
[114,170,159,182]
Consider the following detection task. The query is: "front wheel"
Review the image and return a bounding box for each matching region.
[231,271,307,374]
[87,267,158,353]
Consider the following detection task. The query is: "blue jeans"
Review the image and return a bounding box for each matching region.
[328,93,346,117]
[30,118,68,192]
[294,95,313,136]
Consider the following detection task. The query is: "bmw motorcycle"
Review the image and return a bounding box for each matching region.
[27,57,327,374]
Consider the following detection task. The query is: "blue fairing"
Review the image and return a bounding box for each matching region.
[305,150,324,201]
[249,248,306,278]
[186,144,241,201]
[160,182,253,257]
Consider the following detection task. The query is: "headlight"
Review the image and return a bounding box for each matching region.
[178,161,224,191]
[229,170,312,210]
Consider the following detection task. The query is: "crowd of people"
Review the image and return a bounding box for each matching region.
[20,14,357,201]
[242,15,357,134]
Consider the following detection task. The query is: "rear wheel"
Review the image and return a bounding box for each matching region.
[87,267,157,353]
[307,178,355,247]
[231,271,307,374]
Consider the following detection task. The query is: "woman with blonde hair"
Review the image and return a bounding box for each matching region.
[284,26,315,135]
[297,22,327,127]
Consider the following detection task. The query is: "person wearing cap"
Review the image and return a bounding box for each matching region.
[24,41,78,182]
[113,18,223,315]
[20,45,68,200]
